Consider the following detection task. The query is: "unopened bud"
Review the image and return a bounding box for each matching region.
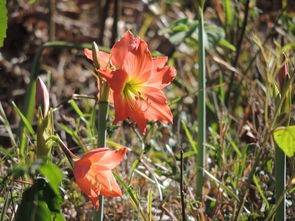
[92,41,100,69]
[277,63,289,89]
[36,77,50,117]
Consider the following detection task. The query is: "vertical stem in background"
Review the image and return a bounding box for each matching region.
[180,149,186,220]
[275,146,286,221]
[93,81,109,221]
[275,34,287,221]
[111,0,120,45]
[196,1,206,200]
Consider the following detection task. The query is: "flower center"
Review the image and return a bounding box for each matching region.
[122,79,150,112]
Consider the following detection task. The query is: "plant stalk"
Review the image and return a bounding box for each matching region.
[93,81,109,221]
[275,145,286,221]
[196,1,206,201]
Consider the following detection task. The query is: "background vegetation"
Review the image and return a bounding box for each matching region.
[0,0,294,220]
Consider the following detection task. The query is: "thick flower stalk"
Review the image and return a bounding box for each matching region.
[73,147,127,210]
[85,31,176,134]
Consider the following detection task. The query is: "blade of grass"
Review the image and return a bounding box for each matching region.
[140,159,163,200]
[114,173,147,221]
[226,134,242,157]
[12,101,35,137]
[224,0,233,31]
[181,120,197,153]
[147,189,152,221]
[58,123,84,148]
[253,174,270,209]
[128,159,140,185]
[68,99,87,123]
[204,169,239,201]
[0,102,16,147]
[196,0,206,200]
[0,191,10,221]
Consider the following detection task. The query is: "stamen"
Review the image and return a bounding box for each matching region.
[107,177,112,191]
[123,80,151,112]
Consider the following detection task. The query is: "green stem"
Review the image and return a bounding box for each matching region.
[94,82,109,221]
[196,2,206,201]
[275,145,286,221]
[48,135,77,168]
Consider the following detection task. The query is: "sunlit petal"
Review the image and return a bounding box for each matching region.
[73,147,127,210]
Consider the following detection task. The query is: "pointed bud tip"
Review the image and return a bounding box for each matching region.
[92,41,100,69]
[36,77,50,117]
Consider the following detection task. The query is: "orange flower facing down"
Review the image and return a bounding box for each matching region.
[85,31,176,134]
[73,147,127,210]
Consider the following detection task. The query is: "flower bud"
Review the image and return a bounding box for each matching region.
[277,63,289,90]
[92,41,100,69]
[36,77,50,118]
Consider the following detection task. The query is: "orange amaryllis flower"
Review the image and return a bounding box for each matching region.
[73,147,127,210]
[84,31,176,134]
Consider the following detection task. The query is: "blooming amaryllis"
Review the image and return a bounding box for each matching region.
[73,147,127,210]
[85,31,176,134]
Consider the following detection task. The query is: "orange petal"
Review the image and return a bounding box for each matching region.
[111,31,134,68]
[93,170,123,197]
[80,147,127,170]
[84,48,111,69]
[129,109,147,134]
[113,91,129,125]
[143,87,173,123]
[73,147,127,210]
[74,162,100,210]
[152,56,168,68]
[121,37,152,81]
[149,62,176,89]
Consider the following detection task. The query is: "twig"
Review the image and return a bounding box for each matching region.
[180,149,186,221]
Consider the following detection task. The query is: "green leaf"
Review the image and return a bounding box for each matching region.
[39,162,63,195]
[114,173,146,220]
[224,0,233,28]
[147,189,152,221]
[15,179,65,221]
[0,0,7,47]
[0,102,17,146]
[181,120,197,153]
[281,42,295,53]
[11,101,35,136]
[253,174,270,209]
[219,38,236,51]
[273,126,295,157]
[0,191,10,221]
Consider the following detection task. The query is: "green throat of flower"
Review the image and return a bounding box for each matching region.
[122,80,150,112]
